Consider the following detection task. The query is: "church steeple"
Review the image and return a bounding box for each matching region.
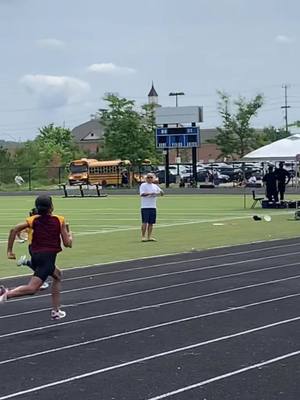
[148,82,158,104]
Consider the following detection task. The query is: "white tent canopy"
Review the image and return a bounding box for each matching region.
[242,134,300,162]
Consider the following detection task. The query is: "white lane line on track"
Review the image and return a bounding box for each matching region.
[147,351,300,400]
[1,273,300,338]
[62,250,300,283]
[1,292,300,366]
[2,240,300,281]
[1,260,300,319]
[0,317,299,400]
[7,250,300,305]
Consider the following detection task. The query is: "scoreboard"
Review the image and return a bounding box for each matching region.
[156,126,200,149]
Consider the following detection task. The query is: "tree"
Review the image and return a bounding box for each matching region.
[258,126,290,147]
[213,91,264,159]
[0,146,12,168]
[36,124,82,166]
[98,94,160,164]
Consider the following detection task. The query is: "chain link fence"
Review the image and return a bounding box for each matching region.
[0,167,68,191]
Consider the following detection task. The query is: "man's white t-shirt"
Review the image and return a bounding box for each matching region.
[15,175,24,186]
[140,182,162,208]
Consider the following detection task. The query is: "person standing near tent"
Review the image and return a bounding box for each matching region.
[275,161,291,201]
[263,165,278,202]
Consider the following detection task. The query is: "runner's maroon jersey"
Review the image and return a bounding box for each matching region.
[26,214,65,253]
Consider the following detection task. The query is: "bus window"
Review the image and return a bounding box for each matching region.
[69,163,88,174]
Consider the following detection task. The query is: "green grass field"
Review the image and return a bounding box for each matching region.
[0,194,299,278]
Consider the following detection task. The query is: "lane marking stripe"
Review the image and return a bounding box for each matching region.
[0,316,299,399]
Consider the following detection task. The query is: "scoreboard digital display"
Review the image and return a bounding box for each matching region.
[156,126,200,149]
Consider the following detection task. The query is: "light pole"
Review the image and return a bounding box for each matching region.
[169,92,185,107]
[169,92,185,175]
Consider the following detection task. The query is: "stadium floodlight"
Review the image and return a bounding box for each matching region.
[169,92,185,107]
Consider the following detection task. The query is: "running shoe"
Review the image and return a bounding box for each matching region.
[51,309,66,320]
[40,282,49,290]
[17,255,27,266]
[0,286,8,303]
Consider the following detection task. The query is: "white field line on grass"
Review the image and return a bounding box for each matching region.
[52,210,299,236]
[70,215,272,237]
[0,215,246,242]
[5,250,300,306]
[1,293,300,366]
[0,317,300,400]
[0,210,294,240]
[1,273,300,337]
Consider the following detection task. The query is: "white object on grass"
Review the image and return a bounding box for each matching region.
[264,215,272,222]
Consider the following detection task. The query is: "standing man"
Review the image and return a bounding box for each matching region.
[275,161,291,201]
[140,173,164,242]
[263,165,278,203]
[14,174,24,186]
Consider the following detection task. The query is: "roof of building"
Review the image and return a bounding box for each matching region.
[71,119,104,142]
[148,83,158,97]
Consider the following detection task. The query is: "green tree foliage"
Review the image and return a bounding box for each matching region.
[14,140,41,169]
[257,126,290,147]
[213,91,264,159]
[98,94,161,164]
[0,146,12,168]
[35,124,82,166]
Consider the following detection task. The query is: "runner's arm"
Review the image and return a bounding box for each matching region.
[7,222,29,259]
[61,223,73,248]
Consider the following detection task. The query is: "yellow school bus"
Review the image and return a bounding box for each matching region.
[68,159,132,186]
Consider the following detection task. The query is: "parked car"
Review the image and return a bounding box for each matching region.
[155,169,177,184]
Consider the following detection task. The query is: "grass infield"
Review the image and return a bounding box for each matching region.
[0,194,299,278]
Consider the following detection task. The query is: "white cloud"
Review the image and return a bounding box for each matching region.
[275,35,294,44]
[87,62,136,75]
[36,38,66,49]
[20,74,90,108]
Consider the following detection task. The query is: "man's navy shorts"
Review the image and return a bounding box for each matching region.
[141,208,157,224]
[31,252,57,282]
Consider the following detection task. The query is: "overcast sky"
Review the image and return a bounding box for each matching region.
[0,0,300,141]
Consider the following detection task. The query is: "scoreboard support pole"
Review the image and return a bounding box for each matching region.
[192,147,197,184]
[165,148,170,188]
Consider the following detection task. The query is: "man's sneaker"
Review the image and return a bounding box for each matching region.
[51,309,66,320]
[17,255,27,267]
[40,282,49,290]
[148,237,157,242]
[0,286,8,303]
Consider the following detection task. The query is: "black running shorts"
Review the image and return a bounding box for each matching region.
[31,252,57,282]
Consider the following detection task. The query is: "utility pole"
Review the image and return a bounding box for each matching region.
[281,84,291,135]
[169,92,185,176]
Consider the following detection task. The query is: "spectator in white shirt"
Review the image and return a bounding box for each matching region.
[15,175,25,186]
[139,173,164,242]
